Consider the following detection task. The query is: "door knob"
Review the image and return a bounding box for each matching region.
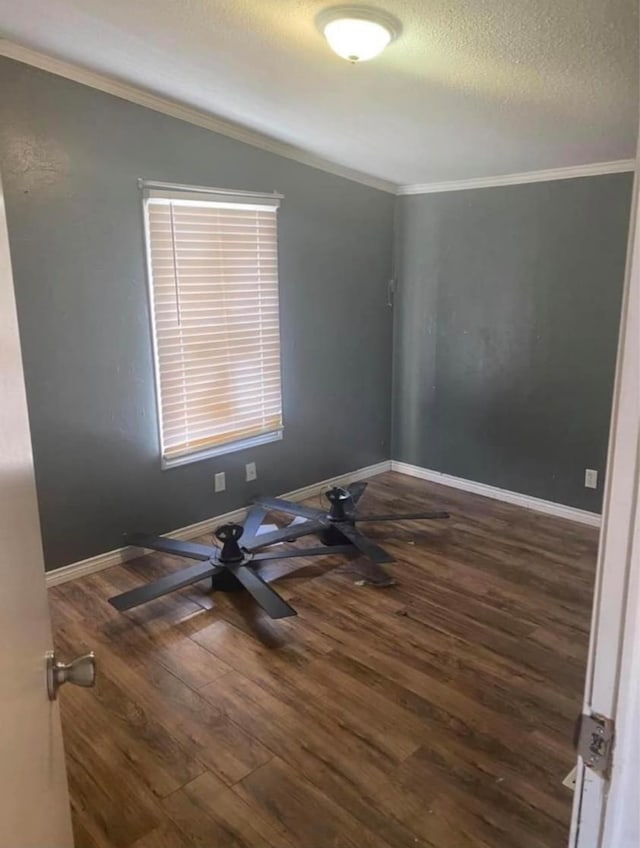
[46,650,96,700]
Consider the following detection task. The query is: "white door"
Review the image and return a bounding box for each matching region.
[570,157,640,847]
[0,176,75,845]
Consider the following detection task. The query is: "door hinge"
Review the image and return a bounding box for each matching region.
[575,712,614,776]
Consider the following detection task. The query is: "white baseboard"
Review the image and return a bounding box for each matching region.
[390,461,601,527]
[45,460,392,587]
[46,457,599,588]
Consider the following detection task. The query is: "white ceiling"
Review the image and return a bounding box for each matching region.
[0,0,637,187]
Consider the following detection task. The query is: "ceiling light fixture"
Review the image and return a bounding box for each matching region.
[317,6,401,63]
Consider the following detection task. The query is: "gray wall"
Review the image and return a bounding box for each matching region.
[0,58,394,570]
[393,175,632,511]
[0,57,631,570]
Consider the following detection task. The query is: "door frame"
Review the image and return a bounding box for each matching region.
[570,147,639,847]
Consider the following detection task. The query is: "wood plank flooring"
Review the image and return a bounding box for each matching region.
[48,472,598,848]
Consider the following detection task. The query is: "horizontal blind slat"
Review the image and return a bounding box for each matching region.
[162,409,283,437]
[158,355,281,373]
[163,414,283,440]
[164,421,282,457]
[158,344,281,361]
[161,392,283,418]
[160,373,282,393]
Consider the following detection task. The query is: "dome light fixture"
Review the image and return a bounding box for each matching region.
[317,6,401,63]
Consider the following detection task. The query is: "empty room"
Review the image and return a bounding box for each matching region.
[0,2,639,847]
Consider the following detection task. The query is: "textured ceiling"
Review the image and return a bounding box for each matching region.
[0,0,637,186]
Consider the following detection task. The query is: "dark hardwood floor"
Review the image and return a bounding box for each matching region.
[48,471,598,848]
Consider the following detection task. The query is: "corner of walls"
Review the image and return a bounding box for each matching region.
[390,173,633,513]
[390,194,402,460]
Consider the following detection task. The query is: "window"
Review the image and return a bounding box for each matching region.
[142,181,283,468]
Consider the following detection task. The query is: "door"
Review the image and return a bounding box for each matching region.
[570,156,639,847]
[0,176,75,845]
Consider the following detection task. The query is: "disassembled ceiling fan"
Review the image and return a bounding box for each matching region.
[251,481,449,560]
[108,481,449,619]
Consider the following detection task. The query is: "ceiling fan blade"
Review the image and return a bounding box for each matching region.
[241,505,268,545]
[354,511,450,522]
[253,495,324,521]
[244,519,326,551]
[346,481,368,507]
[109,561,221,611]
[335,522,395,564]
[128,533,215,561]
[227,564,297,619]
[253,545,354,563]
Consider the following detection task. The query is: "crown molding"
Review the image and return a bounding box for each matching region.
[2,39,634,200]
[397,159,637,195]
[0,39,397,195]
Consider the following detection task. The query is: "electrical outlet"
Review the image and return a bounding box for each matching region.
[585,469,598,489]
[245,462,257,482]
[214,472,226,493]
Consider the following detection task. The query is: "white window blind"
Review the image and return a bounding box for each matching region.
[143,184,283,467]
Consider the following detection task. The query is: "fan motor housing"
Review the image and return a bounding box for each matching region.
[325,486,351,522]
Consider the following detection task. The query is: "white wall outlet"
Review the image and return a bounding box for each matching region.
[245,462,257,482]
[214,472,226,493]
[585,469,598,489]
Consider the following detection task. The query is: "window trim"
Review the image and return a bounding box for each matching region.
[140,179,285,470]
